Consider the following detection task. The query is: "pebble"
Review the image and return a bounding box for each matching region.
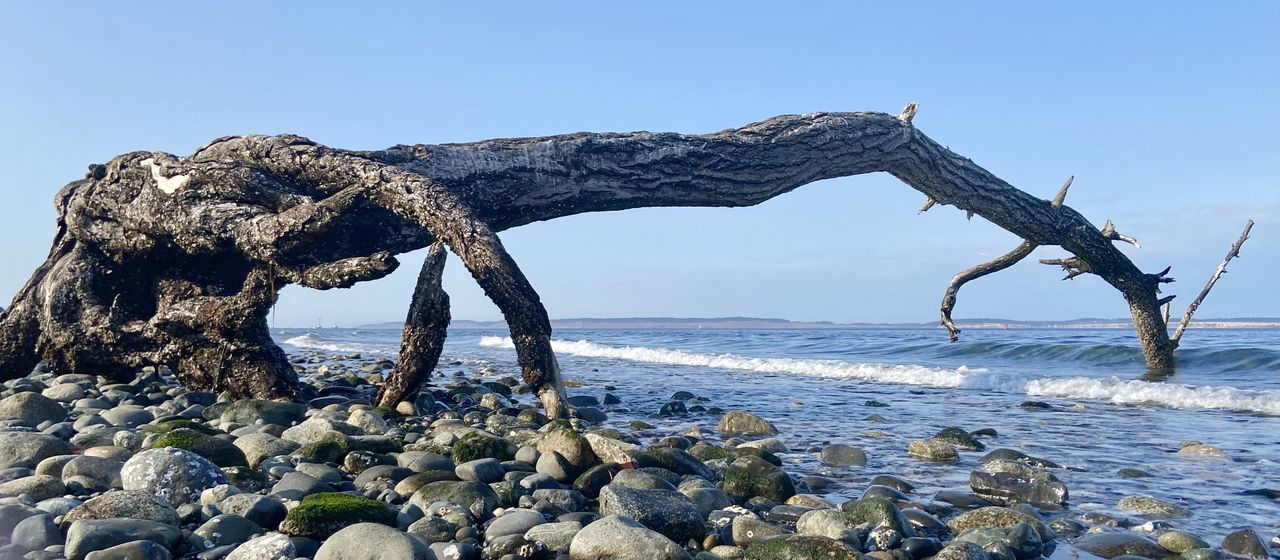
[0,353,1263,560]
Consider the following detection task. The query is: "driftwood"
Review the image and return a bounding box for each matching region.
[1170,220,1254,344]
[375,242,453,409]
[0,104,1253,417]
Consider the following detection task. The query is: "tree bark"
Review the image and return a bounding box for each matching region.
[377,242,450,408]
[1,108,1213,412]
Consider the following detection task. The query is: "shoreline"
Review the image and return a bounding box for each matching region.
[0,349,1275,559]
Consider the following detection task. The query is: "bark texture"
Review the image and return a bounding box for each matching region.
[0,107,1233,413]
[377,242,450,408]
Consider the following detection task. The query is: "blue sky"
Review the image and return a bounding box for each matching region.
[1,2,1276,326]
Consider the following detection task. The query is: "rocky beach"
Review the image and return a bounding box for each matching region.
[0,343,1275,560]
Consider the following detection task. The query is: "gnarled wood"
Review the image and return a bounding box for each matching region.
[377,242,450,408]
[1,106,1245,413]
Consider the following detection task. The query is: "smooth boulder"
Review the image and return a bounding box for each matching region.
[314,522,434,560]
[120,448,230,507]
[569,515,691,560]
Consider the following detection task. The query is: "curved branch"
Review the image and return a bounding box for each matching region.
[941,241,1037,341]
[3,105,1198,401]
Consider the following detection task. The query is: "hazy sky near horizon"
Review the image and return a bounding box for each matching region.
[1,2,1276,327]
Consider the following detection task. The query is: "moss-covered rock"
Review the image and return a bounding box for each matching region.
[745,535,862,560]
[410,481,501,521]
[637,447,717,480]
[149,428,248,467]
[1118,495,1191,518]
[1157,530,1210,554]
[934,427,985,451]
[451,432,514,463]
[536,427,597,475]
[141,419,218,435]
[278,492,394,538]
[947,507,1048,540]
[717,410,778,436]
[516,408,549,426]
[1073,531,1167,559]
[841,497,914,538]
[723,455,795,502]
[907,439,959,462]
[219,399,307,426]
[294,433,351,463]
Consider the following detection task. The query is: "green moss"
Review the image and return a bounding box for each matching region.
[689,443,780,465]
[142,418,217,435]
[152,429,201,448]
[688,444,734,462]
[279,492,394,538]
[723,466,769,494]
[721,455,795,502]
[295,433,351,463]
[843,497,913,537]
[745,535,862,560]
[151,428,248,467]
[373,405,397,419]
[451,432,513,463]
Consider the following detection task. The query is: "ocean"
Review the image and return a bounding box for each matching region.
[278,327,1280,541]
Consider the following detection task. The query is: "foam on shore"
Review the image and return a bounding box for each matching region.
[478,336,1280,415]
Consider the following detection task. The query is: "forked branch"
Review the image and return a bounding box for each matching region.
[1171,219,1255,344]
[1100,220,1142,248]
[1039,257,1093,280]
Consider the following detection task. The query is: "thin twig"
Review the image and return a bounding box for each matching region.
[1171,219,1254,343]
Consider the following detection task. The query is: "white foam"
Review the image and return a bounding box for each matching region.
[477,336,1280,415]
[1025,377,1280,415]
[282,333,395,355]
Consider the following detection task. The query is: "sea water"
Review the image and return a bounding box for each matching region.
[280,327,1280,541]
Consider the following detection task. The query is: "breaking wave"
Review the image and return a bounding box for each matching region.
[281,333,396,355]
[478,336,1280,415]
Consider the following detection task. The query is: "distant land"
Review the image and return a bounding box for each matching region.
[355,316,1280,330]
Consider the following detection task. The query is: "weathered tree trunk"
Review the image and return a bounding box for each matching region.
[0,106,1244,415]
[377,242,450,408]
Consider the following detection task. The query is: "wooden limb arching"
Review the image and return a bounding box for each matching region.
[1171,219,1254,344]
[5,104,1255,402]
[938,176,1075,340]
[198,136,570,417]
[941,241,1037,341]
[377,242,449,408]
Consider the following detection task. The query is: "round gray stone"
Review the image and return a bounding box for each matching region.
[0,392,67,425]
[314,522,433,559]
[121,448,230,507]
[569,515,690,560]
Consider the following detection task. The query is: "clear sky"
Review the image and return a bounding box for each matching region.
[1,2,1276,327]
